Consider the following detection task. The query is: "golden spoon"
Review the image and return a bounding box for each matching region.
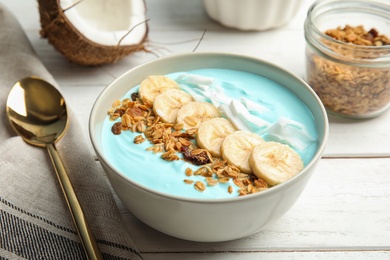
[6,76,102,260]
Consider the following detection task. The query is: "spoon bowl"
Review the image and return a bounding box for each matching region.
[6,77,68,146]
[6,76,102,259]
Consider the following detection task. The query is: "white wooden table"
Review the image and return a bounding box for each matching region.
[2,0,390,259]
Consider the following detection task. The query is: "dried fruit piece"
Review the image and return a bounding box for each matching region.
[181,146,211,166]
[127,106,144,118]
[111,122,122,135]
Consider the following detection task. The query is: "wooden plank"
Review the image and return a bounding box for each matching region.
[325,113,390,157]
[141,251,390,260]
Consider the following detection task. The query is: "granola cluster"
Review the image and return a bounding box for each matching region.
[307,25,390,117]
[325,26,390,46]
[107,92,269,196]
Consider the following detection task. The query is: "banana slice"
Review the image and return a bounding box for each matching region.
[196,118,236,157]
[153,89,194,123]
[176,101,220,129]
[221,131,264,174]
[249,141,304,186]
[139,75,179,107]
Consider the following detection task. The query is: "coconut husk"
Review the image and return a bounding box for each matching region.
[38,0,149,66]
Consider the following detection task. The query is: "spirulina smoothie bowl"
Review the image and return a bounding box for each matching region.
[89,53,328,242]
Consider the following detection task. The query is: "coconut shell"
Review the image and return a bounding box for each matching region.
[37,0,148,66]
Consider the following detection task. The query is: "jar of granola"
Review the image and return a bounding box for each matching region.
[304,0,390,119]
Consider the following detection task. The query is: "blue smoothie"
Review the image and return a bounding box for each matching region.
[101,68,318,199]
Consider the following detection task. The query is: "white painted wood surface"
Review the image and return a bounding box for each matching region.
[2,0,390,259]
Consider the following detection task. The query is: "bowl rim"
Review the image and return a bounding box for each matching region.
[89,52,329,204]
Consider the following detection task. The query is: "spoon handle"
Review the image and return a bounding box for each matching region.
[47,143,103,260]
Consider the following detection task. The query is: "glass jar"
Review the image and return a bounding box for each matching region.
[304,0,390,119]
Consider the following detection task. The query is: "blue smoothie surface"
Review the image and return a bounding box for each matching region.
[101,68,318,199]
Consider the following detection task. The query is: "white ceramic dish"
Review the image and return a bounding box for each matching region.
[203,0,304,31]
[89,53,328,242]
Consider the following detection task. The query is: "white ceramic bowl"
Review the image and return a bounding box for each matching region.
[89,53,328,242]
[203,0,304,31]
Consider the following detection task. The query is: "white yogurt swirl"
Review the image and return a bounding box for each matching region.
[176,73,316,151]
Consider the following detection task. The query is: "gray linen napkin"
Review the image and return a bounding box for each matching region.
[0,4,142,260]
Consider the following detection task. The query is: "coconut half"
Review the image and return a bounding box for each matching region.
[38,0,148,66]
